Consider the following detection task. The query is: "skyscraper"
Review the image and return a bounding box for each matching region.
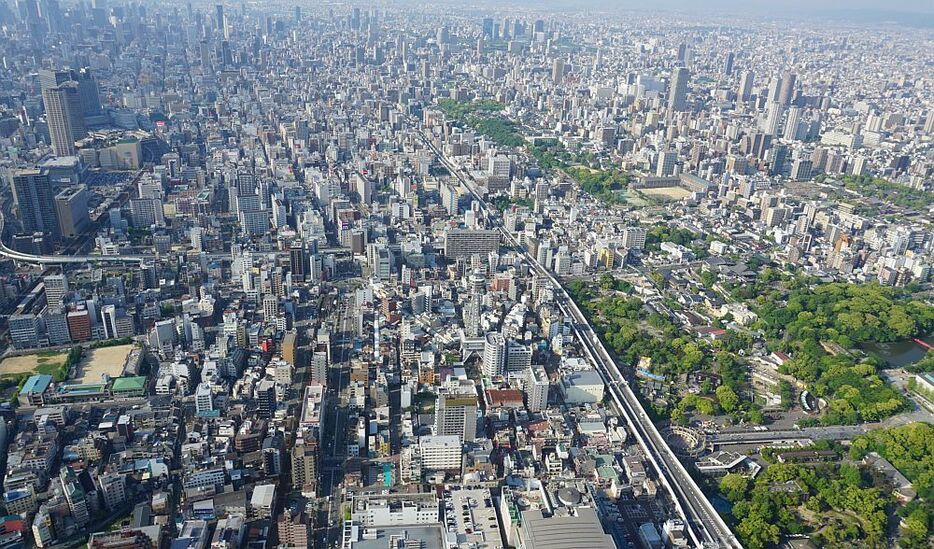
[738,70,755,102]
[40,68,100,118]
[42,83,84,157]
[764,101,784,137]
[43,274,68,308]
[552,58,565,84]
[656,150,677,177]
[54,186,90,238]
[767,144,788,176]
[38,68,72,91]
[482,332,506,378]
[75,68,102,117]
[723,51,734,75]
[12,169,59,237]
[767,76,783,103]
[668,67,689,112]
[434,384,478,442]
[483,17,493,38]
[778,70,797,106]
[290,244,308,281]
[783,106,802,141]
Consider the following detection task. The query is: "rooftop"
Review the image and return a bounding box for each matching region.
[21,374,53,395]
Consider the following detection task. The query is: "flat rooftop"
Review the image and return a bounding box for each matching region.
[520,507,614,549]
[445,488,503,549]
[347,525,445,549]
[300,383,324,428]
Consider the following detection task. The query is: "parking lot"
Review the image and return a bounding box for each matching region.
[442,488,503,548]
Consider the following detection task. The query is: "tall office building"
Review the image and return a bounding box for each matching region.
[282,331,298,366]
[764,101,784,137]
[622,227,647,250]
[738,70,755,102]
[783,106,802,141]
[656,150,677,177]
[97,474,127,511]
[434,386,478,442]
[667,67,689,111]
[791,158,813,181]
[130,197,165,228]
[12,169,59,237]
[74,68,102,117]
[42,83,84,157]
[9,314,39,349]
[44,274,68,308]
[42,68,102,118]
[195,382,214,414]
[263,294,278,322]
[54,186,89,238]
[291,433,318,492]
[290,244,308,281]
[525,365,550,412]
[552,58,565,84]
[418,435,462,472]
[256,379,277,419]
[778,70,797,106]
[443,229,499,260]
[722,51,734,75]
[482,17,494,38]
[60,468,90,527]
[38,68,71,90]
[767,144,789,176]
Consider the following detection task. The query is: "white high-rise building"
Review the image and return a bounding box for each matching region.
[622,227,647,250]
[189,227,203,251]
[525,365,549,412]
[418,435,462,471]
[483,333,506,378]
[764,101,784,137]
[783,106,802,141]
[506,342,532,373]
[195,382,213,414]
[44,274,69,308]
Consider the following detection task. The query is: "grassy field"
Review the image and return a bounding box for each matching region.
[0,350,72,404]
[0,351,68,378]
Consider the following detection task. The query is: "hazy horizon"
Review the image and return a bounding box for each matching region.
[447,0,934,17]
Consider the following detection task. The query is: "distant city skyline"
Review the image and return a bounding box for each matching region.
[455,0,934,17]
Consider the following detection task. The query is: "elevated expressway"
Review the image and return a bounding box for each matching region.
[414,121,741,549]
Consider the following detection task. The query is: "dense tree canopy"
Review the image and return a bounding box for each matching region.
[725,459,892,548]
[757,282,934,345]
[563,167,629,205]
[850,422,934,500]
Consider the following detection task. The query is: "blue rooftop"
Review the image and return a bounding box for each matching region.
[20,374,52,395]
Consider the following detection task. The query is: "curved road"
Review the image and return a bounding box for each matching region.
[0,210,152,265]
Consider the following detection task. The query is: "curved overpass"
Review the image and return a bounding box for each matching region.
[0,211,152,265]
